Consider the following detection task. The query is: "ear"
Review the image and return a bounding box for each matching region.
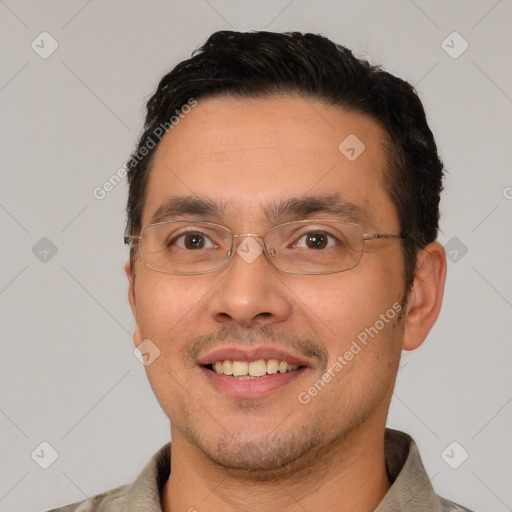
[402,241,447,351]
[124,260,142,348]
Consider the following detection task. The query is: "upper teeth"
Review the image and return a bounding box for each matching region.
[212,359,299,377]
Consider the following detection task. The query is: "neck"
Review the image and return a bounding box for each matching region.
[162,423,391,512]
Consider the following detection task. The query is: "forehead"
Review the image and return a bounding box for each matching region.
[142,95,398,230]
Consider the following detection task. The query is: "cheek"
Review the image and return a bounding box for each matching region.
[133,274,212,350]
[286,264,404,391]
[133,275,211,412]
[288,271,400,339]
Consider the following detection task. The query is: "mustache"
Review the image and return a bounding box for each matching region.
[184,324,328,367]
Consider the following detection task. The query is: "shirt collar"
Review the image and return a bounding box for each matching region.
[123,428,442,511]
[376,428,444,512]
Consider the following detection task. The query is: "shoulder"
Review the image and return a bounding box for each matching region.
[45,442,170,512]
[439,495,477,512]
[45,484,128,512]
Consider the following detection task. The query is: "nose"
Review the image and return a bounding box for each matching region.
[207,236,293,328]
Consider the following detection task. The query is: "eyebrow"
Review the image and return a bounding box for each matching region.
[264,195,368,224]
[150,196,226,224]
[149,194,368,226]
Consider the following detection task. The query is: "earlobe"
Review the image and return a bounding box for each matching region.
[402,242,447,351]
[133,324,143,348]
[124,260,141,348]
[124,260,137,314]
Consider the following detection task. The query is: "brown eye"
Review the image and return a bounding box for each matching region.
[183,233,206,249]
[170,232,216,250]
[294,231,337,250]
[305,233,329,249]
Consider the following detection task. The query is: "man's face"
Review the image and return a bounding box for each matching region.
[126,95,407,475]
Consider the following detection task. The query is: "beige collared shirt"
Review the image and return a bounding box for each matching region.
[47,429,474,512]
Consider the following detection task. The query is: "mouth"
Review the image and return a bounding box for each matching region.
[197,348,310,398]
[203,359,302,378]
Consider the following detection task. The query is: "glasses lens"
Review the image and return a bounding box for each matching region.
[265,221,364,274]
[140,222,232,274]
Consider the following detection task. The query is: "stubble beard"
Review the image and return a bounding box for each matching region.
[167,310,404,482]
[172,396,379,483]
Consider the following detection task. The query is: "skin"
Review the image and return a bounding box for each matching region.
[125,95,447,512]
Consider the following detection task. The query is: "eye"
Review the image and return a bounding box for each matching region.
[171,232,217,250]
[294,231,339,250]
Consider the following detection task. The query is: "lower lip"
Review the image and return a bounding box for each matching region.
[200,366,306,398]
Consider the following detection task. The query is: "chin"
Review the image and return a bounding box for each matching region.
[180,420,326,481]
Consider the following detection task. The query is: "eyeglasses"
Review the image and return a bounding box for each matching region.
[124,219,405,275]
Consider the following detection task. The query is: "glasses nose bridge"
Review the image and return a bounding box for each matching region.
[232,233,264,241]
[228,232,274,265]
[230,232,267,252]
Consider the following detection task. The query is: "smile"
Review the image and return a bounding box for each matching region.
[207,359,301,378]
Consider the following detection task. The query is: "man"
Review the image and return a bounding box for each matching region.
[49,30,474,511]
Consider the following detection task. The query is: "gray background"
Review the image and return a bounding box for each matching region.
[0,0,511,510]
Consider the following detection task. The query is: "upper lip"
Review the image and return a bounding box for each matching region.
[196,346,311,367]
